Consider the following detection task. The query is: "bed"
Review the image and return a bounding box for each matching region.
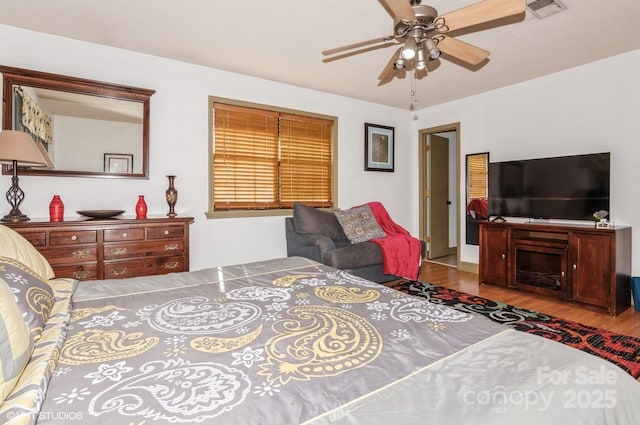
[1,226,640,424]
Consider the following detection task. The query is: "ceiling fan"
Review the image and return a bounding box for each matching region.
[322,0,527,84]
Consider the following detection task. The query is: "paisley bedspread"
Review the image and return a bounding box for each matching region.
[34,256,640,424]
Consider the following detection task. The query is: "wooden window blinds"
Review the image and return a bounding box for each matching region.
[467,154,488,200]
[213,103,334,211]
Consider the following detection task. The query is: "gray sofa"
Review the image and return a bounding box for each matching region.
[285,203,422,283]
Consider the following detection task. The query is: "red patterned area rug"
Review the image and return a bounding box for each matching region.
[387,280,640,379]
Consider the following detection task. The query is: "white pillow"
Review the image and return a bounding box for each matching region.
[0,225,55,280]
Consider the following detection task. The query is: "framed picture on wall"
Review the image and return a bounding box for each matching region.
[365,123,394,172]
[104,153,133,173]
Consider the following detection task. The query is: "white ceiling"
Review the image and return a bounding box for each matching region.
[1,0,639,110]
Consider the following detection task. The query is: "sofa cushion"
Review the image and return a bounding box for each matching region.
[334,205,386,243]
[322,241,383,270]
[293,202,346,241]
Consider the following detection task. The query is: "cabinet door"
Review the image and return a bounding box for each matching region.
[479,225,509,286]
[570,232,611,310]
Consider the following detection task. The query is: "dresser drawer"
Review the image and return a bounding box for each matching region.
[18,231,46,247]
[104,256,185,279]
[147,226,185,240]
[103,240,184,260]
[104,228,145,242]
[39,246,98,265]
[53,264,98,281]
[50,230,97,245]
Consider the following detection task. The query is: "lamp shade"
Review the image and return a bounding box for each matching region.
[0,130,48,166]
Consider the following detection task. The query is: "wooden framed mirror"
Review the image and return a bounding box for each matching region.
[1,65,154,178]
[465,152,489,245]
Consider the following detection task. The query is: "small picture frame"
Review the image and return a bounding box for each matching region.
[104,153,133,173]
[365,123,394,172]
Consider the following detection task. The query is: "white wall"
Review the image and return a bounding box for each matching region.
[0,25,416,271]
[415,49,640,274]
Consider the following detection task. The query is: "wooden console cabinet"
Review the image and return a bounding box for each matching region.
[7,216,194,281]
[479,221,631,316]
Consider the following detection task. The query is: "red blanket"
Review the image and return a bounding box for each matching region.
[366,201,422,280]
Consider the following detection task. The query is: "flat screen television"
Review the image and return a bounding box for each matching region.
[488,152,610,221]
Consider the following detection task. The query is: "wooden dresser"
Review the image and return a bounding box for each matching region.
[6,216,194,281]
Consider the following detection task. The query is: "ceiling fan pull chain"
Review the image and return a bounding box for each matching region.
[410,69,419,118]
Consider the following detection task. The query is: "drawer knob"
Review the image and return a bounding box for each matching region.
[164,244,179,251]
[112,267,128,276]
[164,230,170,235]
[122,232,128,238]
[71,235,77,241]
[164,261,179,269]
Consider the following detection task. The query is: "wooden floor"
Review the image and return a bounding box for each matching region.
[418,260,640,338]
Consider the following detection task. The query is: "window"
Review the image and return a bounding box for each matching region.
[207,98,336,217]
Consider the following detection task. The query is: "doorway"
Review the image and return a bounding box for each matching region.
[419,123,460,268]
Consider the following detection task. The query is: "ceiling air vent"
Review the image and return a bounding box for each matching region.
[527,0,567,19]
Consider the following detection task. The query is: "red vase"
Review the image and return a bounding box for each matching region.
[49,195,64,222]
[135,195,147,219]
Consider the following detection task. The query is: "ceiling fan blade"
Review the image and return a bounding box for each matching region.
[380,0,416,21]
[322,42,398,63]
[378,48,403,84]
[322,36,394,56]
[437,0,526,32]
[436,35,489,66]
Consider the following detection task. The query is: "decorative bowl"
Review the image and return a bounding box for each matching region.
[77,210,125,219]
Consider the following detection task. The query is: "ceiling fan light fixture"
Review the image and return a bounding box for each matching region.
[415,44,426,70]
[401,37,417,60]
[394,56,406,69]
[424,38,441,60]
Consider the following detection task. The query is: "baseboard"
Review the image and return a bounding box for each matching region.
[458,261,478,274]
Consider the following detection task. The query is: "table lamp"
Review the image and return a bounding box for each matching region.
[0,130,48,222]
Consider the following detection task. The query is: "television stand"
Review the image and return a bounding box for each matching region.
[478,221,631,316]
[490,216,506,223]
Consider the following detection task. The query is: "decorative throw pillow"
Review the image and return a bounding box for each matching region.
[0,278,33,402]
[334,205,386,244]
[293,202,347,241]
[0,256,55,343]
[0,225,55,280]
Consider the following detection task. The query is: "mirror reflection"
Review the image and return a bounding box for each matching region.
[465,152,489,245]
[1,66,154,178]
